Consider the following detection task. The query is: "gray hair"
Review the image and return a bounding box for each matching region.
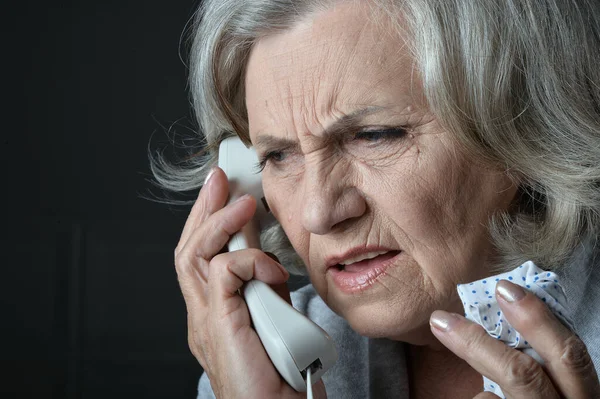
[149,0,600,274]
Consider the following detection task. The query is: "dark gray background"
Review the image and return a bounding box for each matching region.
[6,1,206,397]
[6,1,309,397]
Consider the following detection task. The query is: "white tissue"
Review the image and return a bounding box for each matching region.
[457,261,573,397]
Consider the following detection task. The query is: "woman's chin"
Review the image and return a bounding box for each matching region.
[337,302,436,344]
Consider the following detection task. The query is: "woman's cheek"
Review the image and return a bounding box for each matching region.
[264,178,291,222]
[264,178,307,248]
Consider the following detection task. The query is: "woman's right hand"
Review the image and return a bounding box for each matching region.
[173,166,325,399]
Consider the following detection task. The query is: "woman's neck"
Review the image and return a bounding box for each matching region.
[407,344,482,399]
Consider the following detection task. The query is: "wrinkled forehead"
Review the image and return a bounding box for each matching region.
[244,2,419,143]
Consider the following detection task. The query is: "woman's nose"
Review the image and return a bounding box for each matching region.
[300,167,366,235]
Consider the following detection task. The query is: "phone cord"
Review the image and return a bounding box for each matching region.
[306,367,313,399]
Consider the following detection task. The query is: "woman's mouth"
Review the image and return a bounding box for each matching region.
[327,250,402,293]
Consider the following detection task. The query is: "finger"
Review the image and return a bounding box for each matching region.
[210,248,289,298]
[175,253,209,315]
[265,252,293,305]
[264,251,280,263]
[174,168,226,317]
[175,167,228,257]
[312,380,327,399]
[496,280,600,398]
[174,195,257,307]
[430,310,559,399]
[208,249,289,327]
[181,194,257,271]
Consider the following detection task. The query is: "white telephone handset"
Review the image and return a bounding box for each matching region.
[218,137,337,392]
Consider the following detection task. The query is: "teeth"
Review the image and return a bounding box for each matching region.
[339,250,389,266]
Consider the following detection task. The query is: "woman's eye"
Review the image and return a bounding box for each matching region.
[353,127,407,142]
[256,150,286,171]
[255,128,409,171]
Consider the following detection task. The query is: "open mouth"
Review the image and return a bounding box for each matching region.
[335,250,401,272]
[329,250,402,293]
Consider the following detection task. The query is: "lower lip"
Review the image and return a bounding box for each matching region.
[328,251,402,294]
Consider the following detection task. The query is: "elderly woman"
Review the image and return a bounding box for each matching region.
[153,0,600,397]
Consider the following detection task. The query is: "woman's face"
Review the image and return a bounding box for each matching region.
[245,4,517,343]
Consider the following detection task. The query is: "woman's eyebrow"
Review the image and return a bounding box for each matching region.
[253,106,388,149]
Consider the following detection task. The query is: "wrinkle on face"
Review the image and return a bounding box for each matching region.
[244,2,517,342]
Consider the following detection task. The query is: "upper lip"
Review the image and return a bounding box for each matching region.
[325,246,399,269]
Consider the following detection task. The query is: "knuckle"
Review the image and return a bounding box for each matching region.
[209,252,258,285]
[246,248,267,258]
[560,335,594,374]
[461,323,490,355]
[210,252,229,269]
[504,351,546,390]
[223,256,239,271]
[174,249,194,276]
[197,195,210,215]
[212,251,249,270]
[216,222,233,242]
[190,196,210,223]
[207,253,232,281]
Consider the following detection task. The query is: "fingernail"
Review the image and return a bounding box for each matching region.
[264,252,287,276]
[496,280,526,303]
[430,311,459,332]
[265,252,280,263]
[203,167,217,185]
[261,252,289,279]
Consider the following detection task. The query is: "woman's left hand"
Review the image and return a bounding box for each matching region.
[430,280,600,398]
